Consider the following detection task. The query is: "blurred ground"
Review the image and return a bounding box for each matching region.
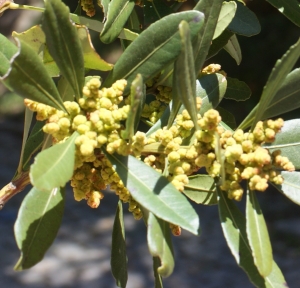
[1,1,300,287]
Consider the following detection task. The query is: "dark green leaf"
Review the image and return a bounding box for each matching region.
[144,0,173,27]
[103,11,204,91]
[272,171,300,206]
[21,120,45,171]
[264,119,300,170]
[121,74,144,139]
[223,34,242,65]
[147,213,174,277]
[183,175,217,205]
[14,186,65,270]
[206,29,234,60]
[42,0,85,100]
[30,131,78,191]
[193,0,224,73]
[217,107,237,129]
[266,0,300,27]
[100,0,135,44]
[223,77,251,101]
[57,76,74,101]
[217,188,287,287]
[103,151,200,235]
[174,20,198,128]
[153,257,164,288]
[197,73,227,114]
[111,201,128,288]
[246,190,273,277]
[0,38,66,111]
[213,1,237,39]
[227,1,261,36]
[246,39,300,130]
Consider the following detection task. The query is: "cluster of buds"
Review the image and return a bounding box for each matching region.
[141,99,166,124]
[81,0,96,17]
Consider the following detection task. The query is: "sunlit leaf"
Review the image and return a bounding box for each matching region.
[213,1,237,40]
[42,0,85,100]
[147,213,174,277]
[272,171,300,206]
[183,175,217,205]
[30,131,78,191]
[266,0,300,27]
[100,0,135,44]
[264,119,300,170]
[103,151,200,235]
[246,190,273,277]
[223,34,242,65]
[103,11,204,91]
[14,187,65,270]
[98,0,110,17]
[217,188,287,287]
[0,37,65,111]
[227,1,261,36]
[111,201,128,288]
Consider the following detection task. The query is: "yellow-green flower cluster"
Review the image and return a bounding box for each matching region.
[81,0,96,17]
[142,100,166,124]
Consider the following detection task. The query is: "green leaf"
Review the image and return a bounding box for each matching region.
[213,1,237,40]
[223,34,242,65]
[121,74,144,139]
[42,0,85,100]
[14,186,65,270]
[100,0,135,44]
[111,201,128,288]
[223,77,251,101]
[174,20,198,129]
[217,106,237,129]
[264,119,300,170]
[227,1,261,36]
[99,0,110,17]
[78,26,113,71]
[246,190,273,277]
[272,171,300,206]
[206,29,234,60]
[147,213,174,277]
[193,0,224,73]
[0,38,66,111]
[70,14,139,41]
[143,0,173,27]
[57,76,74,101]
[153,257,164,288]
[103,151,200,235]
[30,131,78,191]
[197,73,227,114]
[183,175,217,205]
[266,0,300,27]
[20,120,45,172]
[217,188,287,287]
[249,39,300,130]
[103,11,204,91]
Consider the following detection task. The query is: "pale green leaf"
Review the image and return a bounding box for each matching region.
[100,0,135,44]
[98,0,110,17]
[183,175,217,205]
[14,186,65,270]
[213,1,237,40]
[246,190,273,277]
[147,213,174,277]
[30,131,78,191]
[103,151,200,235]
[223,34,242,65]
[111,201,128,288]
[42,0,85,100]
[264,119,300,170]
[272,171,300,206]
